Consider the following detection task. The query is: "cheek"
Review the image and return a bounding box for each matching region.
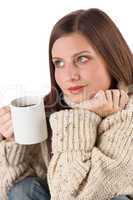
[55,70,64,88]
[80,67,96,81]
[81,66,111,88]
[93,68,111,88]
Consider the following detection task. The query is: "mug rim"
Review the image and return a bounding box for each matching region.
[10,95,43,108]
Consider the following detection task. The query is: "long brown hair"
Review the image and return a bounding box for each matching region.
[44,8,133,153]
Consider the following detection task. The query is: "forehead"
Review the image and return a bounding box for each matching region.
[52,33,95,58]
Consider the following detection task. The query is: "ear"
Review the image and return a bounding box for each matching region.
[117,81,128,94]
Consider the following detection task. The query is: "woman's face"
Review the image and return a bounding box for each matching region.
[52,32,112,103]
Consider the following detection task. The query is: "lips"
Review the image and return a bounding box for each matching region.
[68,85,86,91]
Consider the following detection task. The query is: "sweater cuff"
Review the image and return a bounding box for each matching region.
[98,109,133,134]
[50,108,101,154]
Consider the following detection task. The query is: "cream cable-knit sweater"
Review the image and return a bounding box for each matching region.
[0,92,133,200]
[0,140,49,200]
[47,94,133,200]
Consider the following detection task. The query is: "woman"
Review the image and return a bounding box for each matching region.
[0,8,133,200]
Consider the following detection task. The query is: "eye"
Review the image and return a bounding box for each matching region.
[53,60,64,68]
[76,55,89,64]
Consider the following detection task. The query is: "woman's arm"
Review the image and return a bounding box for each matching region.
[0,105,49,199]
[47,108,133,200]
[47,108,101,199]
[0,140,38,199]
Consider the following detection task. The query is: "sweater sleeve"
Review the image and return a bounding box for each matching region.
[47,108,133,200]
[47,108,101,199]
[0,140,37,199]
[29,141,49,181]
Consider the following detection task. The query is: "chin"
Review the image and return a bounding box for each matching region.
[68,95,88,104]
[64,89,97,104]
[69,92,97,103]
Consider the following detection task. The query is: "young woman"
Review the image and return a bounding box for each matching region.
[0,8,133,200]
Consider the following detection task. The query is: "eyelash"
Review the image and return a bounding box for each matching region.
[75,55,89,64]
[53,55,90,68]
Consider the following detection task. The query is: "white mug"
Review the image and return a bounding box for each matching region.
[10,96,48,145]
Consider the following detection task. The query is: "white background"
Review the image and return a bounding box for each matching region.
[0,0,133,107]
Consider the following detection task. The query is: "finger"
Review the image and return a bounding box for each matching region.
[119,90,129,109]
[98,90,107,106]
[105,90,113,104]
[0,106,10,117]
[94,90,106,100]
[3,128,14,139]
[111,89,120,109]
[6,136,15,141]
[89,90,106,109]
[0,120,13,137]
[0,112,11,125]
[87,90,97,99]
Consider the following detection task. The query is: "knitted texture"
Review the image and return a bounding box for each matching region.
[0,140,49,200]
[47,96,133,200]
[0,93,132,200]
[48,109,101,199]
[49,108,101,153]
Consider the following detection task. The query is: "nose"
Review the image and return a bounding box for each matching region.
[65,63,80,81]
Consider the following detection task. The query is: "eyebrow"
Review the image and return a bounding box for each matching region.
[52,50,91,60]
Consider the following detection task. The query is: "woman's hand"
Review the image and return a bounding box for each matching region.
[0,106,14,140]
[87,89,129,117]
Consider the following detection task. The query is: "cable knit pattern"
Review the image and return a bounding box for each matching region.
[48,109,101,199]
[0,90,133,200]
[0,140,49,200]
[50,109,101,153]
[47,96,133,200]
